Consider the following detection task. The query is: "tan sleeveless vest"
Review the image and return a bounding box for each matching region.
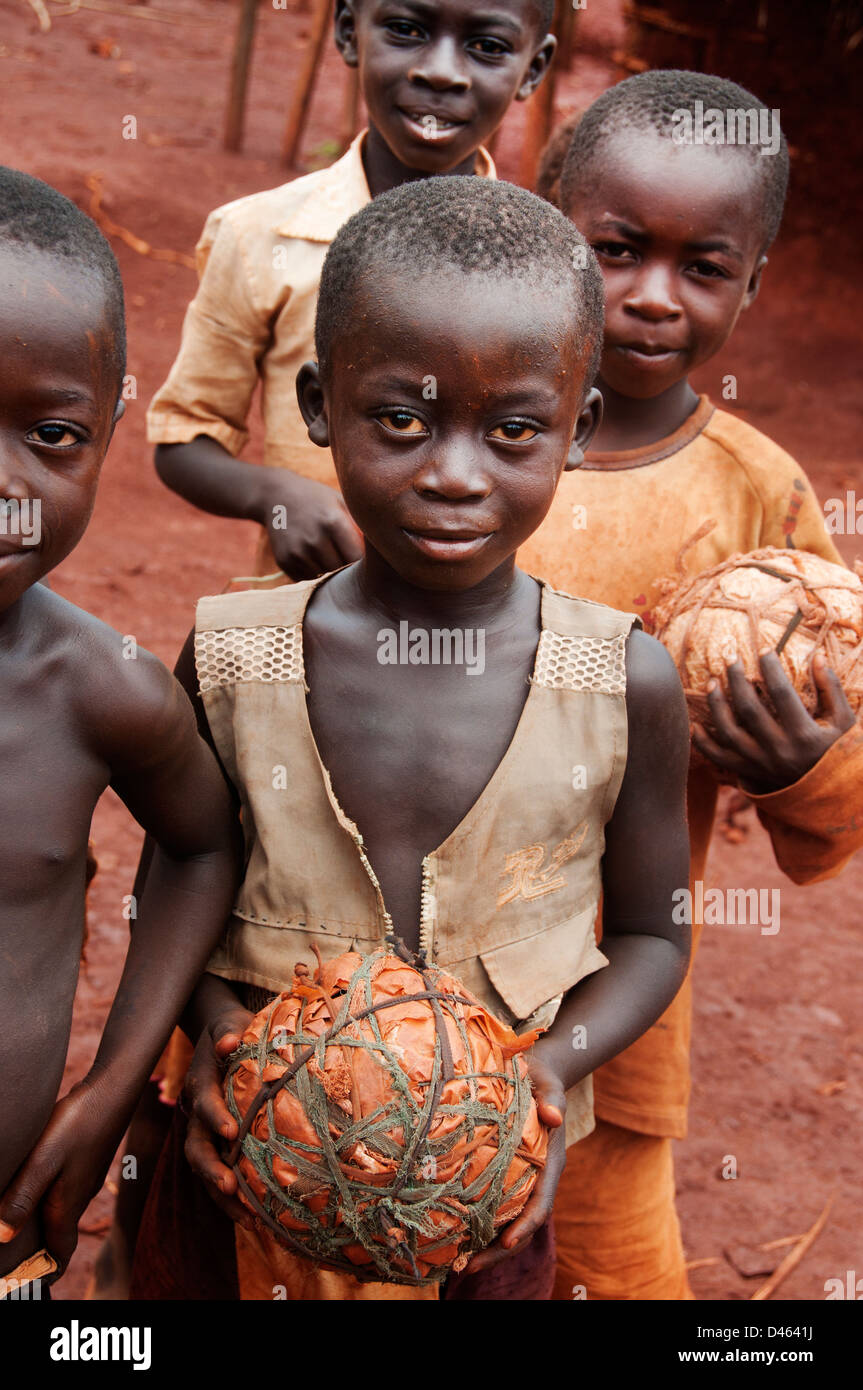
[195,574,639,1144]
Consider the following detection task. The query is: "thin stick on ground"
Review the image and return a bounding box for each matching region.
[50,0,215,23]
[85,172,195,270]
[25,0,52,31]
[686,1231,809,1274]
[750,1192,834,1301]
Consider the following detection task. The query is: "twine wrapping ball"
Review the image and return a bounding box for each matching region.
[652,546,863,770]
[222,943,548,1284]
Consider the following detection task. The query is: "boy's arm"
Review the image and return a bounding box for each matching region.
[155,438,362,580]
[468,630,691,1272]
[0,651,242,1270]
[150,209,361,578]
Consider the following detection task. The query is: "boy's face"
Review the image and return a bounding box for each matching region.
[338,0,553,173]
[566,130,769,400]
[300,269,598,592]
[0,245,121,616]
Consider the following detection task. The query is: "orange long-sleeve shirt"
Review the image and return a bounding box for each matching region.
[519,397,863,1137]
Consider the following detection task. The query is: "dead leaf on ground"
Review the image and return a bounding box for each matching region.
[89,36,121,58]
[816,1078,847,1096]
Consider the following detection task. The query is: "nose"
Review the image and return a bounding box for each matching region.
[414,438,492,501]
[623,262,683,322]
[0,442,29,503]
[409,36,470,93]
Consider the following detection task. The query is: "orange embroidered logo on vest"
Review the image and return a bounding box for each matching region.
[497,823,588,906]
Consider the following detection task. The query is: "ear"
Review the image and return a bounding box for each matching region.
[296,361,330,447]
[564,386,602,471]
[108,396,126,442]
[743,254,768,309]
[515,35,556,102]
[334,0,359,67]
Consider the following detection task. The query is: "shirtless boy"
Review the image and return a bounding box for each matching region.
[131,177,692,1301]
[0,168,239,1291]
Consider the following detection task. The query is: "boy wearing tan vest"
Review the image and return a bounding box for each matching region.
[130,178,691,1300]
[96,0,559,1297]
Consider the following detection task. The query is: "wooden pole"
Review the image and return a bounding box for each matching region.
[339,66,360,154]
[224,0,260,153]
[557,0,579,71]
[282,0,332,167]
[518,2,560,189]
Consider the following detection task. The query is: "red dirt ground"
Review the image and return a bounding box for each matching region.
[1,0,860,1301]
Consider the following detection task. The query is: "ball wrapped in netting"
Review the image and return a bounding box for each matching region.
[222,944,548,1285]
[653,546,863,770]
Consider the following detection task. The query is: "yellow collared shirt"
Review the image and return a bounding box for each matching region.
[147,133,496,506]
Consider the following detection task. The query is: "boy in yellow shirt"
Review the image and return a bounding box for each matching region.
[148,0,557,581]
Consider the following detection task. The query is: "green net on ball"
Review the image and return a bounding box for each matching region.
[222,942,548,1284]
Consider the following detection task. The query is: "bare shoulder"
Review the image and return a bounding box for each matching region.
[625,627,684,701]
[36,587,193,772]
[623,628,689,758]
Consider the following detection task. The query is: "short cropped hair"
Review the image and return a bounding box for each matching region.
[560,70,790,250]
[316,176,605,391]
[536,111,583,207]
[0,165,126,391]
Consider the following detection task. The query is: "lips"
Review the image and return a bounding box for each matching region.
[403,526,493,561]
[408,527,489,540]
[396,107,468,142]
[398,107,466,129]
[618,341,683,357]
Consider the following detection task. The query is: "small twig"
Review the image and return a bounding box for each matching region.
[759,1232,807,1252]
[25,0,52,31]
[51,0,215,24]
[751,1192,834,1300]
[85,172,195,269]
[687,1232,808,1274]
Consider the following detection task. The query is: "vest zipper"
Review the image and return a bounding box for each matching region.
[418,856,435,963]
[352,834,395,942]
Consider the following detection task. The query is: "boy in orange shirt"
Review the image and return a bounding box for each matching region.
[518,69,863,1301]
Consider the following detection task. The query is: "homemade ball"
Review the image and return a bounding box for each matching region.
[222,946,548,1285]
[653,547,863,749]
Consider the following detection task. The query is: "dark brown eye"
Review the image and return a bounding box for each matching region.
[378,411,426,434]
[468,37,508,56]
[29,423,80,446]
[489,422,538,442]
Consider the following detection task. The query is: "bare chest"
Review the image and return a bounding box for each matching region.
[304,641,535,943]
[0,687,104,893]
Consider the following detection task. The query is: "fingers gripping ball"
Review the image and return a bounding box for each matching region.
[653,546,863,744]
[222,944,548,1285]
